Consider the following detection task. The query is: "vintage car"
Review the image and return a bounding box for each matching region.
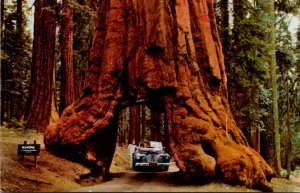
[129,140,170,171]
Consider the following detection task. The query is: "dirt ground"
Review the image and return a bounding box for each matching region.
[1,127,300,192]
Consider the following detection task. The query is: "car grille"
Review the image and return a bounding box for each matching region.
[145,154,163,163]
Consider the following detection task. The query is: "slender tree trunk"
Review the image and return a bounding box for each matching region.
[53,67,59,113]
[24,0,57,131]
[141,105,146,140]
[60,0,74,115]
[151,110,161,141]
[260,0,281,175]
[1,0,4,31]
[17,0,22,31]
[285,81,292,179]
[164,112,170,154]
[45,0,274,191]
[118,109,127,146]
[250,87,260,153]
[16,0,24,120]
[9,97,13,120]
[129,106,140,144]
[255,126,260,153]
[135,106,140,144]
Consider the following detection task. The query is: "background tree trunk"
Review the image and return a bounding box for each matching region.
[45,0,274,191]
[17,0,22,31]
[73,0,97,99]
[285,81,292,179]
[150,110,161,141]
[1,0,4,31]
[129,106,140,144]
[60,0,75,115]
[24,0,56,131]
[259,0,281,176]
[141,105,146,140]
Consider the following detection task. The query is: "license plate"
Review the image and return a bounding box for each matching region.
[149,162,157,166]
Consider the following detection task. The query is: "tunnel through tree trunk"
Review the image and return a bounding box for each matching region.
[45,0,274,191]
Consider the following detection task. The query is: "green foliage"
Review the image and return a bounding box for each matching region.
[72,0,96,91]
[53,0,96,109]
[224,0,271,140]
[275,12,300,169]
[1,0,32,124]
[216,1,299,165]
[275,0,300,14]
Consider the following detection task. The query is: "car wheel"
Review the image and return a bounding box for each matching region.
[162,166,169,171]
[132,154,136,170]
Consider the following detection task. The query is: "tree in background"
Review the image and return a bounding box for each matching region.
[259,0,281,176]
[129,106,140,144]
[275,0,300,178]
[1,0,4,28]
[222,0,269,153]
[292,26,300,171]
[72,0,96,98]
[59,0,75,115]
[215,0,299,176]
[1,0,32,125]
[23,0,57,131]
[53,0,96,114]
[141,105,146,140]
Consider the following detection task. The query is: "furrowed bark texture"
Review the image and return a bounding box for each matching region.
[45,0,274,191]
[60,0,75,115]
[24,0,56,131]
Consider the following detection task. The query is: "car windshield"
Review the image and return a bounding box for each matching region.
[140,141,150,148]
[149,141,162,149]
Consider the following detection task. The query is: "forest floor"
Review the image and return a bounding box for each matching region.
[1,127,300,192]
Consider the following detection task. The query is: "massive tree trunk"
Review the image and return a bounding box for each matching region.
[24,0,56,131]
[60,0,75,115]
[45,0,274,191]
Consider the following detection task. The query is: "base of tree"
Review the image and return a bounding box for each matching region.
[45,0,274,191]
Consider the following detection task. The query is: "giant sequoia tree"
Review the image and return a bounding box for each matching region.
[24,0,57,130]
[45,0,274,191]
[60,0,75,115]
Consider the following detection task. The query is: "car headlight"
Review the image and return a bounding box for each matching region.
[162,154,170,161]
[135,153,146,160]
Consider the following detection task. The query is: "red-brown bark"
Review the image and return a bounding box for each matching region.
[141,105,146,140]
[129,106,140,144]
[24,0,56,131]
[60,0,74,115]
[150,110,161,141]
[45,0,274,191]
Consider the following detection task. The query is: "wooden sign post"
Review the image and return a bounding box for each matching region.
[18,140,40,168]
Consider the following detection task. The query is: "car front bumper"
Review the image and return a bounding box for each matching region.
[135,162,170,167]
